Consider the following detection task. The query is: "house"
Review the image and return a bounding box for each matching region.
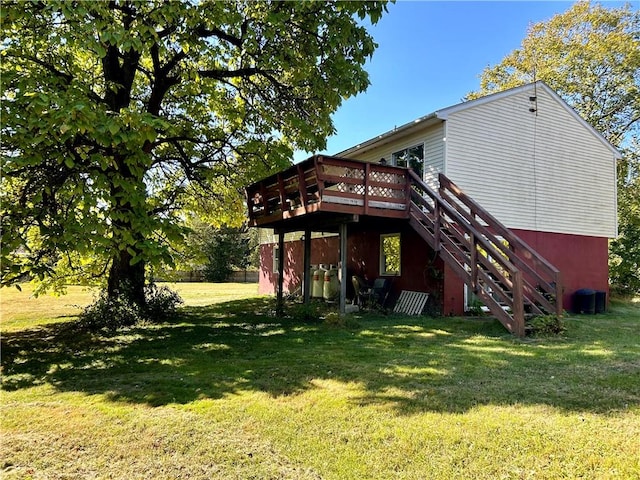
[245,81,620,336]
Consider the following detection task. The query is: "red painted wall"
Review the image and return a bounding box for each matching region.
[258,237,339,295]
[259,222,444,310]
[345,223,444,308]
[511,229,610,311]
[258,226,609,314]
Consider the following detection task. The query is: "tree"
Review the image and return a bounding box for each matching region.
[467,1,640,294]
[467,2,639,147]
[610,139,640,294]
[1,1,389,307]
[179,219,258,283]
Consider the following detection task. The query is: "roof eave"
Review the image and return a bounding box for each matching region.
[335,80,622,160]
[335,112,441,157]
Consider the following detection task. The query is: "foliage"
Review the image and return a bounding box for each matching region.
[79,286,144,331]
[466,297,486,317]
[0,0,389,308]
[179,219,258,282]
[143,282,184,321]
[466,2,640,293]
[610,140,640,295]
[323,311,361,329]
[287,301,323,323]
[467,2,640,148]
[526,314,567,336]
[79,282,183,331]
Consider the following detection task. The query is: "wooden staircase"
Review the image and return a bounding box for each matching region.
[407,170,562,337]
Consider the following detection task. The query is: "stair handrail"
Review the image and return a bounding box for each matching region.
[438,173,562,316]
[407,171,521,277]
[438,173,560,279]
[407,171,525,336]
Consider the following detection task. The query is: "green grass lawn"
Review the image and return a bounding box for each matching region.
[1,284,639,479]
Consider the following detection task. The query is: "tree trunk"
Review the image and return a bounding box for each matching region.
[107,247,146,309]
[106,151,147,310]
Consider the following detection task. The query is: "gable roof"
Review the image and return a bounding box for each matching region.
[337,81,622,159]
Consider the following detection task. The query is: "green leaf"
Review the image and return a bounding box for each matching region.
[0,0,389,299]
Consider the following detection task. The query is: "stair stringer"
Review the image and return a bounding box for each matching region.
[408,206,524,336]
[405,171,563,337]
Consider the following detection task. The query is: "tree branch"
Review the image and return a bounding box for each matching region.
[198,67,263,79]
[195,25,243,48]
[611,113,640,144]
[11,53,73,85]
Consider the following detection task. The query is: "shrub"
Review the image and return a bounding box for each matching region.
[527,315,566,336]
[79,283,183,331]
[287,302,322,323]
[323,311,360,329]
[79,289,143,331]
[467,298,485,317]
[144,283,184,323]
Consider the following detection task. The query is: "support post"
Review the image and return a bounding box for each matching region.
[434,201,441,252]
[363,162,371,215]
[555,271,563,317]
[303,228,311,305]
[276,231,285,316]
[470,232,477,293]
[512,270,525,337]
[339,222,348,314]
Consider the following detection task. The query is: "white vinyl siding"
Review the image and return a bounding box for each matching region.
[443,87,617,238]
[342,123,445,188]
[423,123,445,190]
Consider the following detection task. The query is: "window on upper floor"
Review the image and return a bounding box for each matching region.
[392,143,424,179]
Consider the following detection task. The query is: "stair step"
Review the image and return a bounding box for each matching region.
[407,173,561,338]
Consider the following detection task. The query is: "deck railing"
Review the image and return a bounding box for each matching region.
[246,155,410,226]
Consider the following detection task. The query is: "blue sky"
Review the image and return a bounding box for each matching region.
[295,0,632,161]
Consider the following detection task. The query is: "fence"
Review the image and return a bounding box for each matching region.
[154,270,258,283]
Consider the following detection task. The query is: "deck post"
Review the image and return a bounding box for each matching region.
[303,228,311,305]
[363,162,370,216]
[339,222,348,314]
[276,231,285,316]
[554,270,563,317]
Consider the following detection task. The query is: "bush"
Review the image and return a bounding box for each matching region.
[182,222,256,282]
[79,283,183,331]
[144,283,184,322]
[79,289,143,331]
[287,302,322,323]
[467,298,486,317]
[323,311,360,329]
[527,315,566,336]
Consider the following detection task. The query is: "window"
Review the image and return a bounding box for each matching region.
[380,233,401,276]
[392,144,424,179]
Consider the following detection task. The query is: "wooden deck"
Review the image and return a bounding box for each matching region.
[246,155,563,337]
[246,155,410,230]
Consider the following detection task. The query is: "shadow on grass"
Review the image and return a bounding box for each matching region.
[2,297,639,414]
